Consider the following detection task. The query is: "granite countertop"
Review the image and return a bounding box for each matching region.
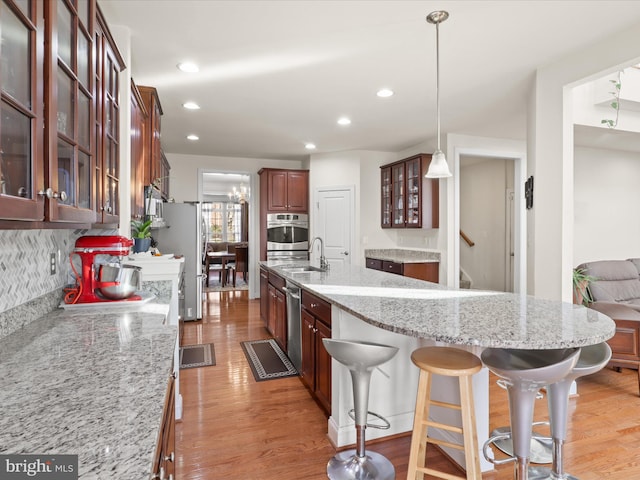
[364,248,440,263]
[0,296,176,478]
[261,261,615,349]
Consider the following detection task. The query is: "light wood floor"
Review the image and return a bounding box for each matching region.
[176,290,640,479]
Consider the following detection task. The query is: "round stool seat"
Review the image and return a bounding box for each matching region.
[411,346,482,376]
[481,348,581,386]
[323,339,399,370]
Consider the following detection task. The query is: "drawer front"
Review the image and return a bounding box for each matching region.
[608,326,639,358]
[302,290,331,325]
[382,260,403,275]
[365,258,382,270]
[268,271,286,291]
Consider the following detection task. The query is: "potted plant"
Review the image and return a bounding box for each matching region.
[131,218,152,253]
[573,267,596,306]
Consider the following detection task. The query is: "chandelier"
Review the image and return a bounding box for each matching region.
[228,185,249,203]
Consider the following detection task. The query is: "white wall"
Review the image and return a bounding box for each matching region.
[574,146,640,265]
[529,21,640,301]
[460,157,513,291]
[309,150,396,266]
[165,152,302,202]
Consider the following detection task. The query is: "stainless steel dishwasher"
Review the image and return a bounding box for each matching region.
[283,280,302,372]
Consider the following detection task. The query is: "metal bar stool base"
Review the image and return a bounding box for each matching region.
[327,450,395,480]
[527,465,579,480]
[490,426,553,464]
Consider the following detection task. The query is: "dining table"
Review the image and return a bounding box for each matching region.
[206,251,236,287]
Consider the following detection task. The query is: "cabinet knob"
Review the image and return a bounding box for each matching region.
[341,251,349,256]
[313,327,318,333]
[164,452,175,462]
[311,303,318,308]
[38,188,67,201]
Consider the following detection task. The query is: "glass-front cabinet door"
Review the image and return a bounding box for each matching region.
[0,0,45,221]
[391,163,404,227]
[44,0,96,223]
[380,166,391,228]
[95,8,123,224]
[405,156,422,227]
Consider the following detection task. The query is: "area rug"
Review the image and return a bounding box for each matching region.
[240,339,298,382]
[180,343,216,369]
[204,278,248,292]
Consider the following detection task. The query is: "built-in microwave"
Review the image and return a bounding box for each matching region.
[266,213,309,254]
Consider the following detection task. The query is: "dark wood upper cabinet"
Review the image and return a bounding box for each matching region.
[0,0,124,227]
[94,4,124,225]
[380,154,439,229]
[261,168,308,213]
[0,0,45,221]
[137,85,163,189]
[130,79,148,219]
[43,0,96,223]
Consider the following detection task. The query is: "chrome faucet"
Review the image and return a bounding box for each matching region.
[309,237,329,270]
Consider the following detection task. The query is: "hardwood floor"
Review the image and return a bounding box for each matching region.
[176,290,640,479]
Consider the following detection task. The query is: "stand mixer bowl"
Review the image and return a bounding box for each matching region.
[98,263,141,300]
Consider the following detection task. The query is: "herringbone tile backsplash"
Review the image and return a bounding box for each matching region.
[0,229,116,314]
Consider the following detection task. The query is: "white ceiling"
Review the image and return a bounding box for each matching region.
[98,1,640,161]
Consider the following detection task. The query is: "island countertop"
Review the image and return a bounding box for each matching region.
[261,261,615,349]
[0,297,176,478]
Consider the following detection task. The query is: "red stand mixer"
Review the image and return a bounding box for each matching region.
[65,235,142,304]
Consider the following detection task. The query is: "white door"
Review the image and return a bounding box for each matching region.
[314,187,354,267]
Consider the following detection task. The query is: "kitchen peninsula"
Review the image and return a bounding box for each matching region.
[0,297,176,478]
[261,260,615,472]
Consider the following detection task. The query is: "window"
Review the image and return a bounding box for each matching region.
[202,202,242,243]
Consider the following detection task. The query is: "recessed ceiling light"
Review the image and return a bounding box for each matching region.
[183,102,200,110]
[337,117,351,126]
[305,143,316,150]
[377,88,394,98]
[177,62,199,73]
[187,134,199,141]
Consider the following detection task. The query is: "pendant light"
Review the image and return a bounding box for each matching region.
[425,10,452,178]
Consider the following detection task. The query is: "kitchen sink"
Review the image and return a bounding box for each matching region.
[281,265,326,273]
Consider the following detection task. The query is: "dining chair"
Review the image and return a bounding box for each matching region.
[228,245,248,286]
[204,242,226,287]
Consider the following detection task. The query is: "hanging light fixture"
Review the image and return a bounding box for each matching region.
[425,10,452,178]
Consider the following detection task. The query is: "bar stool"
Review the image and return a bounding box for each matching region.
[528,342,612,480]
[481,348,581,480]
[407,346,483,480]
[489,383,553,464]
[322,338,399,480]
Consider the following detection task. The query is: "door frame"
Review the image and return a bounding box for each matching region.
[312,185,355,266]
[447,135,527,294]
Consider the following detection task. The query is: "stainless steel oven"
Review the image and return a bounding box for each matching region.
[266,213,309,260]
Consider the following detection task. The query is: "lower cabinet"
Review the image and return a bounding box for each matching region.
[301,290,332,415]
[266,272,287,351]
[151,373,175,480]
[365,257,439,283]
[260,267,269,325]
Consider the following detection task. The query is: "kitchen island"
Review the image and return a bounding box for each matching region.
[0,296,176,479]
[260,260,615,472]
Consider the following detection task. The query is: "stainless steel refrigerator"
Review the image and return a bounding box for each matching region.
[155,202,204,320]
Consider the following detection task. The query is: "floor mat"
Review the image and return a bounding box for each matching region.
[240,339,298,381]
[180,343,216,369]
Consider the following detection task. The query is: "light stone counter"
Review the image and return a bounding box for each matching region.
[263,261,615,349]
[0,297,176,479]
[364,248,440,264]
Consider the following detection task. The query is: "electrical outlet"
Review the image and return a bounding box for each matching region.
[50,252,57,275]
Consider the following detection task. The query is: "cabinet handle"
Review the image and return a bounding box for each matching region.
[38,187,67,201]
[164,452,175,462]
[313,328,318,333]
[341,251,349,256]
[311,303,318,308]
[308,324,313,330]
